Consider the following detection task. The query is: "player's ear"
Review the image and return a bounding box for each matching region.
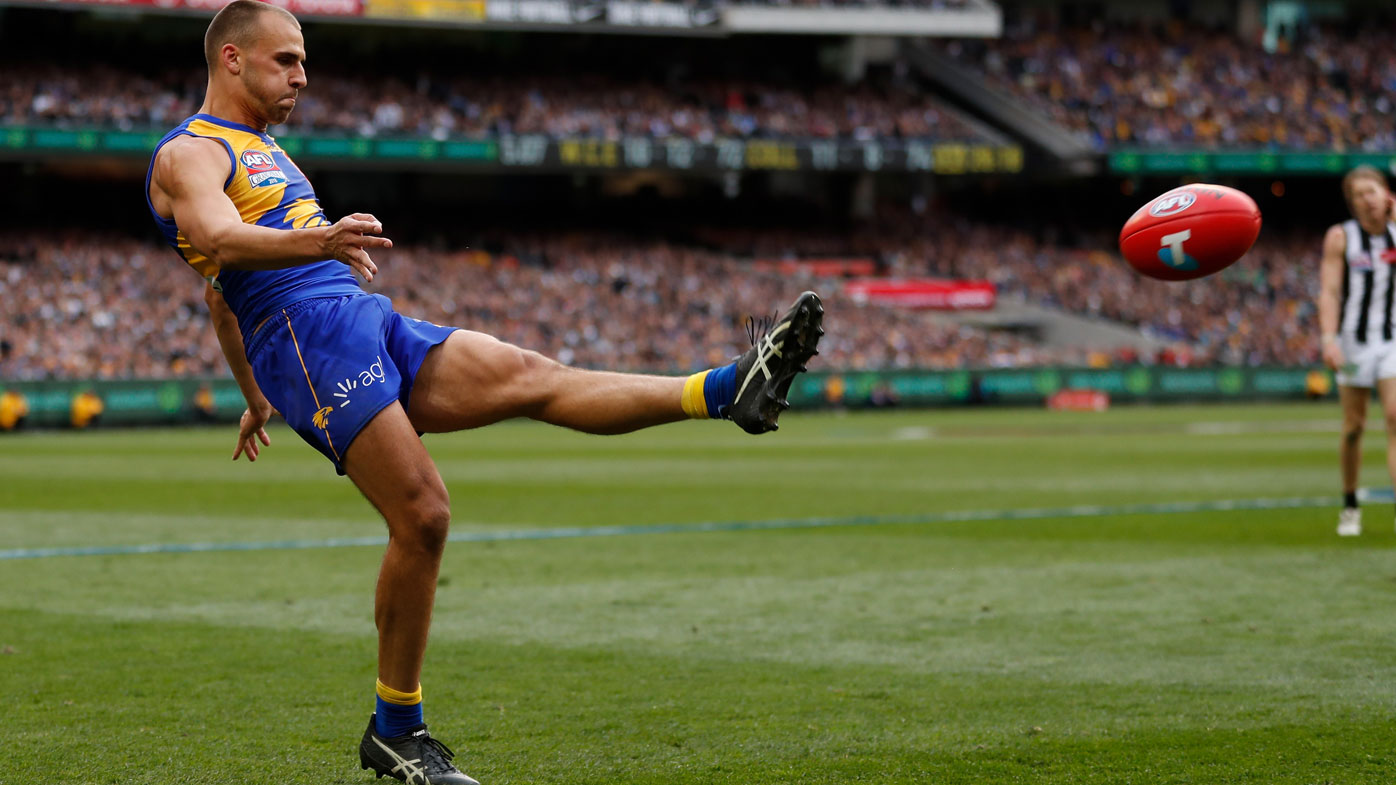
[222,43,242,75]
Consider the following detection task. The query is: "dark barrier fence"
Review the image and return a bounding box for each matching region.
[0,365,1336,430]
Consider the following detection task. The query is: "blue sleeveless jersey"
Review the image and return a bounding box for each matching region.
[145,113,362,340]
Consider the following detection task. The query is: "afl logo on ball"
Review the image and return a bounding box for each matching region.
[1149,191,1196,217]
[240,150,286,188]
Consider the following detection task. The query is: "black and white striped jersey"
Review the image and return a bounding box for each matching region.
[1339,218,1396,344]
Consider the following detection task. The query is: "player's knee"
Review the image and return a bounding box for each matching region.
[1344,420,1366,444]
[402,501,451,554]
[500,346,565,407]
[394,484,451,554]
[514,346,562,381]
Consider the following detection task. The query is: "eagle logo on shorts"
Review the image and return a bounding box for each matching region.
[313,406,333,430]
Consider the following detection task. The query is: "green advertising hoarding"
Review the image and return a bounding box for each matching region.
[787,366,1330,408]
[1,378,247,429]
[1110,148,1396,176]
[0,125,1019,175]
[0,366,1332,431]
[0,127,498,164]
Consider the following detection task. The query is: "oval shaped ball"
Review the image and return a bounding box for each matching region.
[1118,184,1262,281]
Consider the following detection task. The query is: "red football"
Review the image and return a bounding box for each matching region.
[1119,184,1262,281]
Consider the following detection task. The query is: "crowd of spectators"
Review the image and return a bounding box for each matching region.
[943,22,1396,150]
[698,211,1320,367]
[0,216,1324,383]
[11,17,1396,152]
[739,0,970,6]
[0,235,220,380]
[0,231,1077,382]
[0,65,989,144]
[651,0,972,6]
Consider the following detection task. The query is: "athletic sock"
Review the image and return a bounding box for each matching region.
[681,362,737,420]
[375,679,424,738]
[1344,491,1359,509]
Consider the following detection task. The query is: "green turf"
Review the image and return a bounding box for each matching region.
[3,403,1394,783]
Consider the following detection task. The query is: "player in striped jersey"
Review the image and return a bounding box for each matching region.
[1318,166,1396,536]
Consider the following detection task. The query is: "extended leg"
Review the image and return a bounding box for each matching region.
[408,292,823,436]
[408,330,686,434]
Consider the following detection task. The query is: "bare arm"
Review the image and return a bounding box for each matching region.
[151,135,388,281]
[1318,224,1347,371]
[205,282,273,461]
[206,283,269,410]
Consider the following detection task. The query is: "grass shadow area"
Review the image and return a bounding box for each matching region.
[3,607,1392,785]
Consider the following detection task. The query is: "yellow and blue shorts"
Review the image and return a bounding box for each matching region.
[247,293,457,474]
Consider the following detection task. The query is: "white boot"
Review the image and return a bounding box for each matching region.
[1337,507,1362,537]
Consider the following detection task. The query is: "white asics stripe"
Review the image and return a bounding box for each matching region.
[373,736,427,784]
[735,321,791,403]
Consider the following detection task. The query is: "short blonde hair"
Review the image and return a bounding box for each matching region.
[1343,165,1389,217]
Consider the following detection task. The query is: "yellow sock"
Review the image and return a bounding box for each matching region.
[376,679,422,705]
[375,679,424,737]
[681,370,710,419]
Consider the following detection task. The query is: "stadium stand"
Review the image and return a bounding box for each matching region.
[0,1,1361,403]
[942,22,1396,150]
[0,229,1087,380]
[1,65,993,143]
[0,219,1320,381]
[735,0,971,6]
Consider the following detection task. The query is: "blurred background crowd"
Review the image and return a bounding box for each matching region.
[9,20,1396,151]
[0,220,1318,382]
[0,3,1369,387]
[0,229,1073,380]
[0,65,991,143]
[944,22,1396,150]
[741,0,971,6]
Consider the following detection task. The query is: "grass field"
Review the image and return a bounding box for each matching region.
[3,402,1395,784]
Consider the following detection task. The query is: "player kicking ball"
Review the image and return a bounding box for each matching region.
[144,3,824,782]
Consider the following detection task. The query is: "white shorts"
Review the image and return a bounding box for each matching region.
[1337,336,1396,388]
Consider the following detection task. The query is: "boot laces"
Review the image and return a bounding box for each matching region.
[744,312,778,347]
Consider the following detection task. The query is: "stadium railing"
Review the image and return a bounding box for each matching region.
[0,125,1024,175]
[0,365,1335,430]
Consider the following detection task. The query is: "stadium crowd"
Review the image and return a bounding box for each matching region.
[0,235,220,380]
[740,0,968,6]
[0,231,1075,382]
[699,213,1319,367]
[943,22,1396,150]
[10,21,1396,152]
[0,221,1319,382]
[0,65,988,143]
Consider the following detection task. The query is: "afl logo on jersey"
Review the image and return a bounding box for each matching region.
[1149,191,1196,218]
[241,150,287,188]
